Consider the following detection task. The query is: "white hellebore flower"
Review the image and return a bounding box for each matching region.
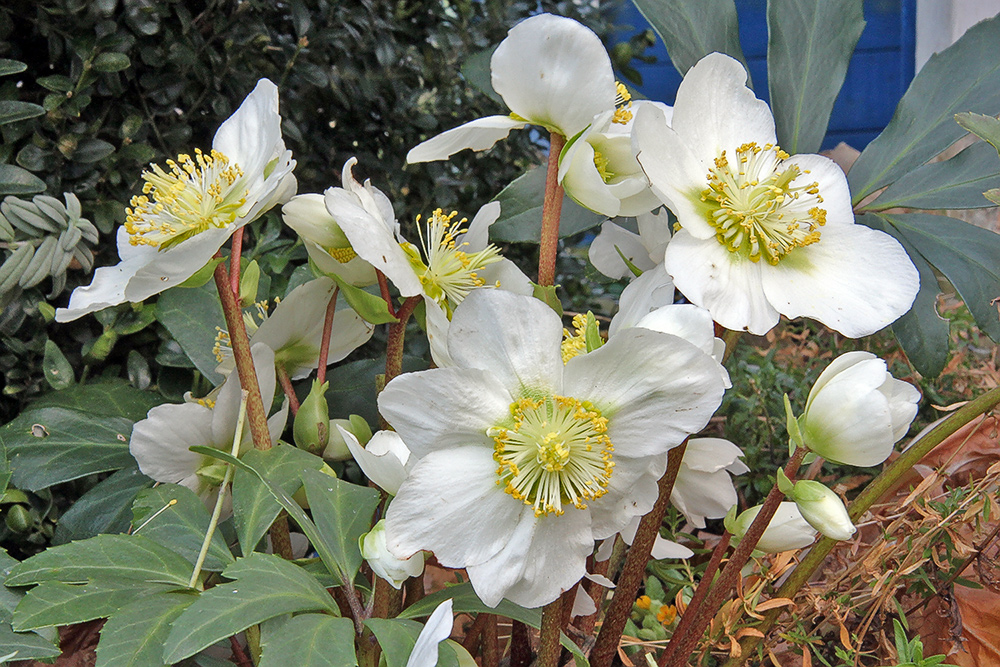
[340,427,412,496]
[214,277,374,380]
[57,79,296,322]
[405,600,453,667]
[380,290,726,608]
[671,438,748,528]
[633,53,919,337]
[129,343,287,503]
[800,351,920,467]
[407,14,617,163]
[588,208,672,281]
[725,502,816,554]
[780,475,856,542]
[361,520,425,589]
[281,193,377,286]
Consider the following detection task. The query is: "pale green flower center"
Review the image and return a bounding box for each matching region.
[489,395,614,517]
[701,142,826,265]
[402,208,503,315]
[126,148,247,251]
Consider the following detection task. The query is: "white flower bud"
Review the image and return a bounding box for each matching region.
[725,502,816,554]
[786,479,856,541]
[281,193,376,286]
[340,427,411,495]
[800,351,920,466]
[360,520,425,589]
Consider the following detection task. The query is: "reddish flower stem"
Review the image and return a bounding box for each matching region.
[376,269,396,317]
[537,132,566,287]
[536,596,564,667]
[276,365,300,415]
[315,286,340,387]
[230,227,244,296]
[385,296,421,383]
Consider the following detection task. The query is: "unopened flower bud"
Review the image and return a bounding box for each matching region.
[360,519,424,589]
[725,502,816,554]
[323,415,373,461]
[293,380,330,456]
[778,470,856,541]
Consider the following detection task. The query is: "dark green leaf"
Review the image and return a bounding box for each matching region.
[850,14,1000,202]
[92,52,131,72]
[490,166,604,243]
[163,553,339,663]
[36,75,72,92]
[956,111,1000,154]
[54,466,153,544]
[29,380,166,420]
[131,485,234,572]
[0,622,60,662]
[95,591,196,667]
[328,273,397,325]
[259,614,357,667]
[231,443,326,555]
[766,0,864,154]
[0,60,27,77]
[364,618,461,667]
[6,534,194,588]
[3,407,134,491]
[629,0,749,82]
[460,47,501,105]
[878,212,1000,341]
[400,583,589,667]
[42,339,74,390]
[155,280,226,385]
[13,580,179,631]
[73,138,115,163]
[0,101,45,127]
[0,548,20,625]
[301,468,380,582]
[0,164,45,196]
[872,141,1000,210]
[324,356,426,428]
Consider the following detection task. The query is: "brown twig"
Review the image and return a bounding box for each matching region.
[537,132,566,287]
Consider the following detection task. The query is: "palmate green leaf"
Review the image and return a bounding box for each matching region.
[13,580,180,631]
[956,112,1000,153]
[0,622,60,662]
[6,534,193,588]
[860,215,949,377]
[231,444,327,555]
[95,591,195,667]
[155,280,226,385]
[131,485,234,572]
[258,614,357,667]
[54,466,153,544]
[629,0,749,82]
[871,141,1000,210]
[766,0,864,154]
[301,468,380,582]
[0,164,46,196]
[490,166,604,244]
[0,101,45,127]
[364,618,464,667]
[3,407,135,492]
[30,379,167,421]
[850,14,1000,203]
[877,212,1000,340]
[163,553,340,663]
[400,583,588,667]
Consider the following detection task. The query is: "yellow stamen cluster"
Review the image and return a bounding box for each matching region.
[593,151,615,184]
[212,300,271,363]
[195,397,216,409]
[404,208,503,314]
[701,142,826,265]
[125,148,246,250]
[561,313,590,363]
[324,245,358,263]
[212,327,231,364]
[612,82,633,125]
[489,395,614,517]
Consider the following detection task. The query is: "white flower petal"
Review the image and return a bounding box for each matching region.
[747,503,817,554]
[759,224,919,337]
[477,259,534,296]
[671,439,745,528]
[651,537,694,560]
[212,79,282,180]
[588,454,664,540]
[635,208,672,258]
[378,367,512,459]
[782,154,854,226]
[491,14,616,137]
[460,201,501,253]
[571,586,597,617]
[405,600,454,667]
[123,227,232,303]
[635,304,717,358]
[424,298,454,369]
[212,343,277,449]
[130,402,214,485]
[407,116,528,163]
[589,221,653,280]
[343,428,410,495]
[447,290,563,396]
[665,230,780,334]
[564,329,725,458]
[385,447,524,568]
[607,264,675,337]
[560,133,626,217]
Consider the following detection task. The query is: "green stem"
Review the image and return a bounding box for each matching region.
[590,442,688,667]
[189,391,247,589]
[536,596,564,667]
[537,132,566,287]
[721,384,1000,667]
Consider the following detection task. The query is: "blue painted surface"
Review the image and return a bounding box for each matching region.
[615,0,917,150]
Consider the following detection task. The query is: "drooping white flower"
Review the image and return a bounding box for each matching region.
[281,193,377,286]
[361,520,426,589]
[381,290,726,608]
[405,600,454,667]
[725,502,816,554]
[340,427,412,496]
[633,53,919,337]
[799,351,920,467]
[588,209,672,281]
[57,80,296,322]
[407,14,617,163]
[129,343,287,503]
[214,277,374,380]
[671,438,748,528]
[606,264,676,338]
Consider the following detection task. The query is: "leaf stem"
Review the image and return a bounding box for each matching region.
[537,132,566,287]
[189,391,247,588]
